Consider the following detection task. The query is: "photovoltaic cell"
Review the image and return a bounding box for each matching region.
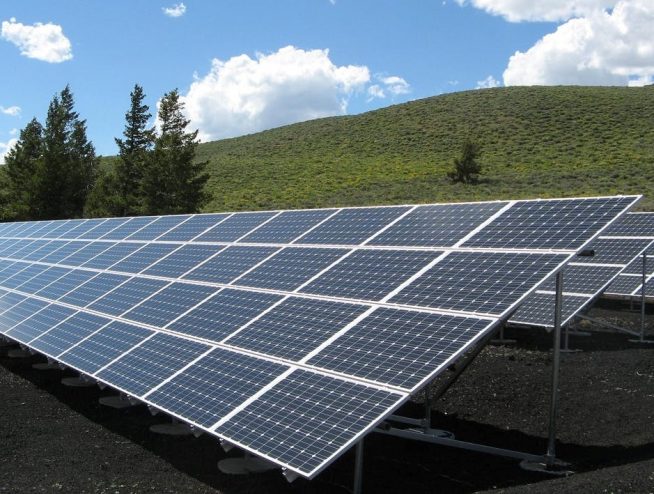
[126,215,189,241]
[183,246,279,284]
[216,369,403,476]
[225,297,368,361]
[143,244,225,278]
[123,282,216,327]
[602,213,654,237]
[100,216,157,240]
[78,218,128,239]
[0,292,26,315]
[167,288,283,342]
[60,273,129,307]
[2,263,49,289]
[21,241,63,261]
[146,348,288,428]
[510,292,592,328]
[537,264,622,294]
[621,255,654,275]
[65,218,107,239]
[308,308,493,389]
[14,240,50,260]
[81,243,143,269]
[96,333,210,396]
[30,311,110,357]
[6,304,75,344]
[88,277,168,316]
[157,214,229,241]
[240,209,336,244]
[605,275,645,295]
[236,247,347,291]
[108,243,180,274]
[301,249,442,301]
[40,241,89,264]
[0,262,20,282]
[0,239,21,256]
[16,266,70,294]
[0,297,49,333]
[463,197,637,250]
[370,202,508,247]
[574,237,653,265]
[9,240,41,259]
[36,269,98,300]
[295,206,411,245]
[44,220,81,238]
[195,212,276,242]
[390,252,566,315]
[59,242,115,266]
[59,321,154,375]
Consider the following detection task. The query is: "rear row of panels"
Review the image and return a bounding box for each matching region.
[0,197,637,249]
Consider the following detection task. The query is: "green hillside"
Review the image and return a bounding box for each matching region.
[194,86,654,211]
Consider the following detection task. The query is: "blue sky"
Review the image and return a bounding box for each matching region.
[1,1,652,159]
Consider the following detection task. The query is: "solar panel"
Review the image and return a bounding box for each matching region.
[196,212,276,242]
[0,195,639,479]
[510,212,654,328]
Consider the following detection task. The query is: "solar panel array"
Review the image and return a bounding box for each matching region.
[510,212,654,328]
[0,196,639,478]
[602,212,654,299]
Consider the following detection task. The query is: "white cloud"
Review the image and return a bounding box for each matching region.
[0,137,18,165]
[503,1,654,86]
[1,17,72,63]
[0,105,21,117]
[367,75,411,100]
[455,0,617,22]
[367,84,385,100]
[476,75,501,88]
[181,46,370,141]
[380,76,411,95]
[162,3,186,18]
[9,128,19,136]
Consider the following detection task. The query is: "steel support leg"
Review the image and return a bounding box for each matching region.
[424,384,432,431]
[546,271,563,465]
[629,254,654,344]
[353,439,364,494]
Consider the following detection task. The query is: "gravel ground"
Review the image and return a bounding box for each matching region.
[1,300,653,494]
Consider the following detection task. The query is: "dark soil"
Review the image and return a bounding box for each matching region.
[1,300,653,494]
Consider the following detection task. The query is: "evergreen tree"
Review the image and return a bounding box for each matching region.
[35,85,98,219]
[114,84,154,215]
[84,167,123,218]
[448,140,483,184]
[3,118,44,219]
[140,89,209,215]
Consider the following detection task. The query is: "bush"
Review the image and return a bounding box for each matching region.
[448,140,482,184]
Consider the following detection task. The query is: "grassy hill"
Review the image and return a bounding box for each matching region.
[193,86,654,211]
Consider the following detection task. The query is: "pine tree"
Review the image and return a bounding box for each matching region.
[114,84,154,215]
[3,118,44,219]
[448,140,483,184]
[35,85,98,219]
[84,168,123,218]
[140,89,209,215]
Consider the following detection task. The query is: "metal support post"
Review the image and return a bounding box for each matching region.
[423,384,432,431]
[353,439,364,494]
[629,253,654,344]
[576,314,640,337]
[546,270,563,465]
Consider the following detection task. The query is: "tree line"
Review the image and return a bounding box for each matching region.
[0,84,208,221]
